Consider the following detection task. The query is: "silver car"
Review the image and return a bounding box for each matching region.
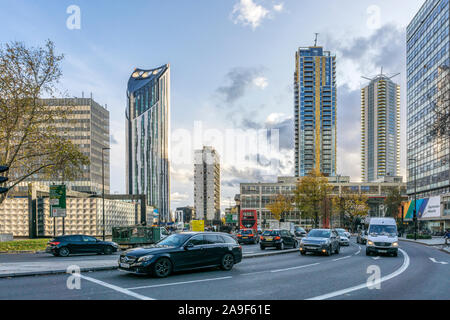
[334,229,350,246]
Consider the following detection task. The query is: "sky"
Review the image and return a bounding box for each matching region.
[0,0,426,212]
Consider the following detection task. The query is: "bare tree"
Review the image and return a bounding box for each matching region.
[0,40,89,204]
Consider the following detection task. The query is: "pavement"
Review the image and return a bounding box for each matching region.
[0,239,448,300]
[0,243,297,278]
[399,237,450,254]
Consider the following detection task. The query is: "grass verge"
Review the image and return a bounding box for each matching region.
[0,238,50,252]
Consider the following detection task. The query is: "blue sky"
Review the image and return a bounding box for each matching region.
[0,0,425,211]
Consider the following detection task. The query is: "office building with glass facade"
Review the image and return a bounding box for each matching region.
[407,0,450,198]
[126,65,170,222]
[361,74,400,182]
[294,46,337,177]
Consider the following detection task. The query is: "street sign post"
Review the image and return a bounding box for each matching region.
[50,185,67,217]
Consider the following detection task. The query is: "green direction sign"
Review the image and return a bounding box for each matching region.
[50,185,66,217]
[226,214,238,224]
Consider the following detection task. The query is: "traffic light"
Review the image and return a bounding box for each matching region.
[0,166,9,194]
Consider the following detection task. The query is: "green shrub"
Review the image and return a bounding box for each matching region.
[406,234,432,240]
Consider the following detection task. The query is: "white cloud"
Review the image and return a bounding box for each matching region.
[253,76,268,89]
[273,3,284,12]
[171,192,189,202]
[231,0,270,30]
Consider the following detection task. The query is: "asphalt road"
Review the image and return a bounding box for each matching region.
[0,240,448,300]
[0,243,263,264]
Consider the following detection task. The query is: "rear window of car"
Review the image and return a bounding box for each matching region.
[205,234,224,244]
[262,230,280,236]
[221,235,238,244]
[239,230,253,235]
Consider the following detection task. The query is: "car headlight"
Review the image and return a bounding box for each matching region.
[137,255,154,262]
[367,241,374,246]
[392,242,399,247]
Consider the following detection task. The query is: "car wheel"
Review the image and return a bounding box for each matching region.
[279,242,285,250]
[260,245,265,250]
[103,246,113,255]
[58,247,70,257]
[153,257,172,278]
[221,253,234,271]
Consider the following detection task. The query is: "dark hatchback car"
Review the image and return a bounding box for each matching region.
[236,229,259,244]
[260,229,298,250]
[46,235,120,257]
[294,226,307,238]
[118,232,243,278]
[299,229,340,256]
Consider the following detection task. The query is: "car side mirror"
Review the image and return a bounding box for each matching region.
[184,242,194,250]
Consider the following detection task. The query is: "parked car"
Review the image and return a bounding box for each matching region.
[260,229,298,250]
[299,229,340,256]
[118,232,242,278]
[236,229,259,244]
[46,235,120,257]
[357,230,368,244]
[334,229,350,246]
[294,226,307,238]
[366,218,399,257]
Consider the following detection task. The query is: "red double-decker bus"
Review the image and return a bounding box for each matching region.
[240,209,258,231]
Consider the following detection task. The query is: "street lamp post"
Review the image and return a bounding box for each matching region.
[409,158,418,241]
[102,147,110,241]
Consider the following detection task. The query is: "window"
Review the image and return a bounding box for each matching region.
[187,235,205,246]
[205,234,223,244]
[221,235,238,244]
[82,236,96,242]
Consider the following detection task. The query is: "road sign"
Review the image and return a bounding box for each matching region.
[50,185,66,218]
[0,166,9,195]
[191,220,204,232]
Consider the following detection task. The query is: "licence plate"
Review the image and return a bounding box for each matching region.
[266,237,273,241]
[243,237,248,239]
[120,263,130,269]
[378,250,387,253]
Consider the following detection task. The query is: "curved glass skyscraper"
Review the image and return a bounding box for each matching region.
[126,65,170,222]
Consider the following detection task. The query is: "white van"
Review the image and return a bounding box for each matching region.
[366,218,399,257]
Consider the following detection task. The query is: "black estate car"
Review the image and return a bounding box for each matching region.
[118,232,243,278]
[299,229,340,256]
[46,235,120,257]
[260,229,298,250]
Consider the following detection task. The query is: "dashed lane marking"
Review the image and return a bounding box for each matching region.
[79,274,154,300]
[333,256,351,261]
[126,276,232,290]
[270,263,320,273]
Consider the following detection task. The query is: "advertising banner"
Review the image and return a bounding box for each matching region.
[402,196,442,220]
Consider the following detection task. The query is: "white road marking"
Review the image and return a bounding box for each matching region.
[126,276,232,290]
[270,263,320,273]
[372,257,381,260]
[355,246,361,255]
[78,274,154,300]
[307,248,410,300]
[333,256,351,261]
[429,258,448,265]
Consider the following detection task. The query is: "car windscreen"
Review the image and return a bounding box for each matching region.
[308,230,331,238]
[336,230,345,236]
[157,234,191,247]
[239,230,253,235]
[262,230,280,236]
[295,227,305,232]
[369,225,397,236]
